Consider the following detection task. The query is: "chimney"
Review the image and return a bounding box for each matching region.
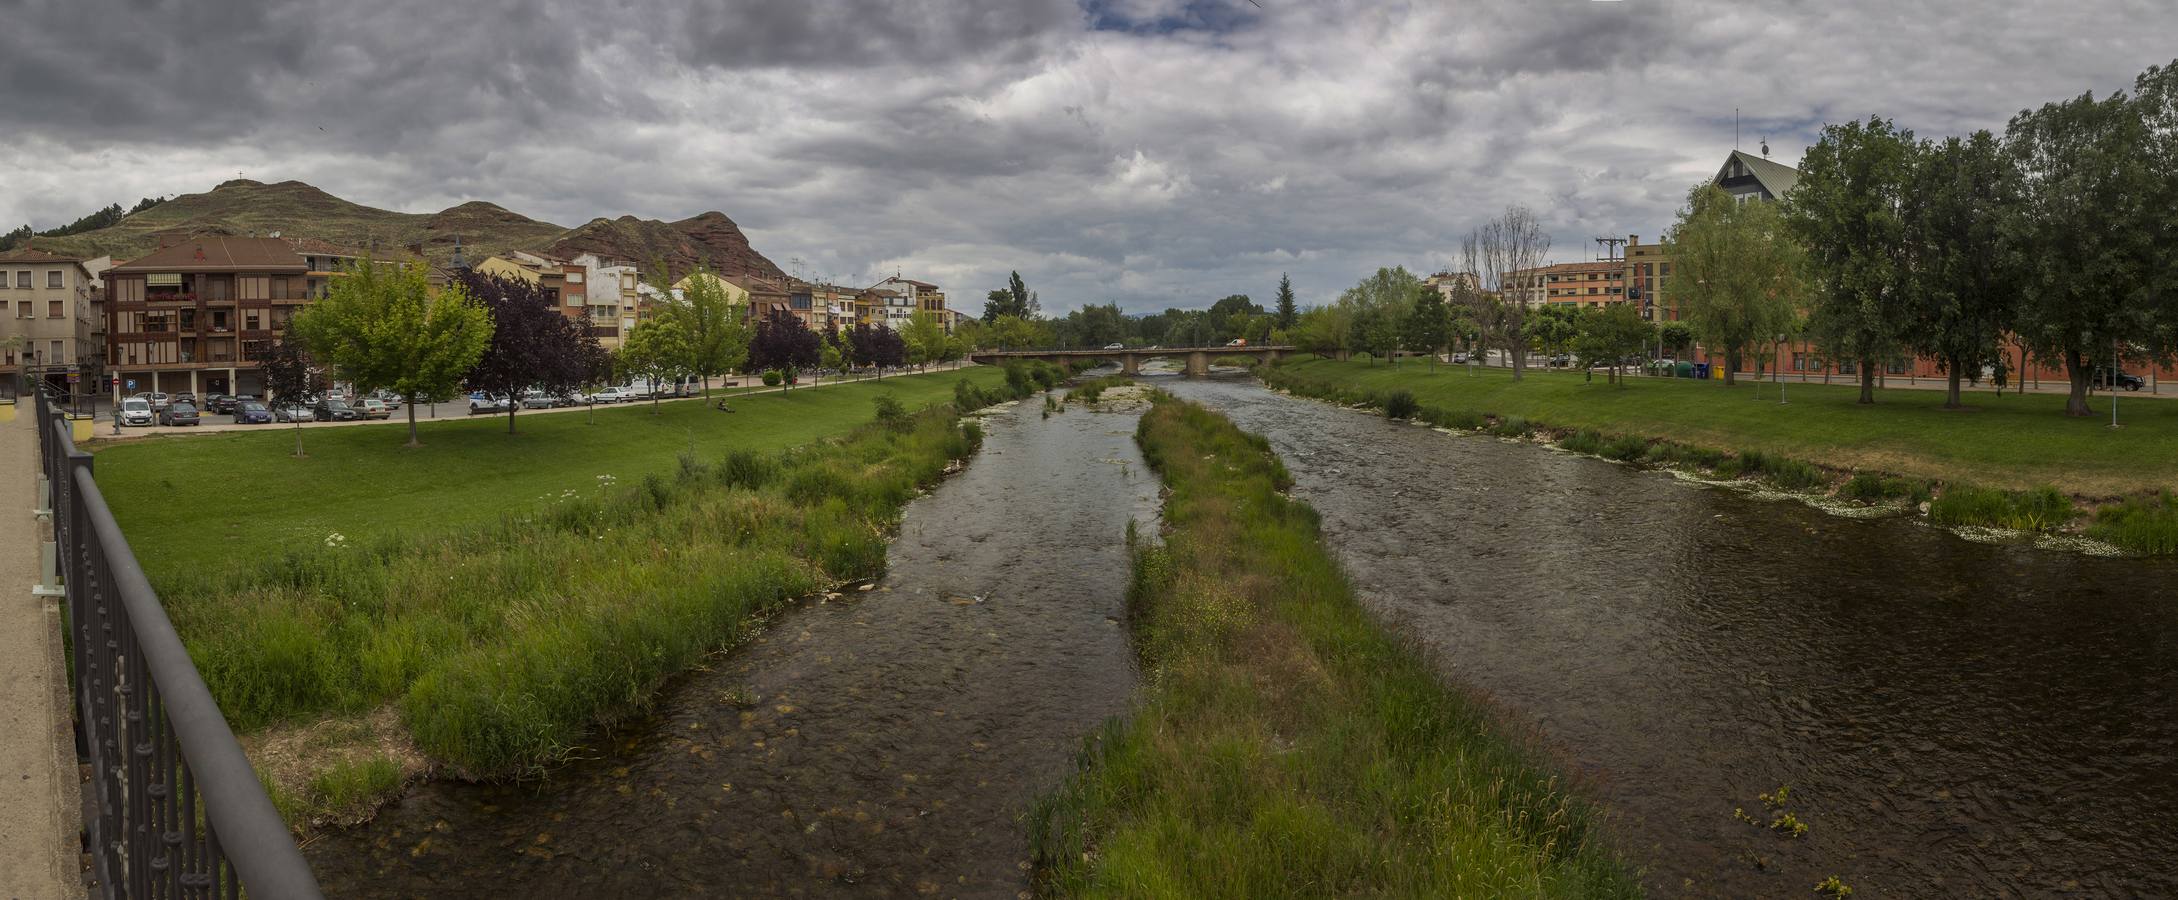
[1629,234,1639,247]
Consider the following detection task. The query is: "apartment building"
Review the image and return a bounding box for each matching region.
[1529,261,1626,309]
[1622,234,1674,321]
[1,249,99,397]
[570,253,642,346]
[102,237,321,400]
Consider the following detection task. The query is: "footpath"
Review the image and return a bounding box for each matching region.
[0,405,81,898]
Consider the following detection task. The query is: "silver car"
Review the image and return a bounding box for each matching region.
[119,398,154,426]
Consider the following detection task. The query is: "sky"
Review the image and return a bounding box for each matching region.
[2,0,2172,317]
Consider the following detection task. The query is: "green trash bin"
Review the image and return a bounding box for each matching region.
[1675,362,1694,379]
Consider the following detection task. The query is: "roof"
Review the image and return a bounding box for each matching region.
[1715,150,1801,199]
[280,236,367,258]
[110,237,308,273]
[0,248,88,265]
[1513,260,1623,277]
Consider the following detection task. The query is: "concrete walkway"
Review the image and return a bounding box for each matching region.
[0,407,82,898]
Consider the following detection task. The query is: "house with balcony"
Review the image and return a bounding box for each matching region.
[102,237,324,401]
[0,248,100,398]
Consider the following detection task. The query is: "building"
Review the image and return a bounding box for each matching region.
[1714,149,1801,203]
[1,249,99,398]
[1513,261,1626,310]
[102,237,318,400]
[1622,234,1675,321]
[1426,270,1479,301]
[569,253,642,347]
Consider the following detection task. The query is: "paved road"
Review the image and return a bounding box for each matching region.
[0,405,83,898]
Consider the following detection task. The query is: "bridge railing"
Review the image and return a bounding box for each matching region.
[33,386,323,900]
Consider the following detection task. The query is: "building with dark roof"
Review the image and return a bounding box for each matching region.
[102,236,323,401]
[0,248,100,398]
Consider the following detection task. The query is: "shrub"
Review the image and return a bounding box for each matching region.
[761,370,782,387]
[1559,429,1605,454]
[1490,416,1532,438]
[1929,483,2074,531]
[1383,390,1420,420]
[2087,492,2178,555]
[716,448,778,490]
[1003,362,1032,396]
[1837,473,1929,504]
[873,394,908,427]
[1601,434,1649,462]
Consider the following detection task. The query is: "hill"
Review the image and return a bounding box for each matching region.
[27,179,783,279]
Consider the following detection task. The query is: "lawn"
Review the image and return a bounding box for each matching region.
[1269,357,2178,496]
[93,367,1013,583]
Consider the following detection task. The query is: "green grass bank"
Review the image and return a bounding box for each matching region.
[1030,394,1636,898]
[88,364,1061,827]
[1263,358,2178,554]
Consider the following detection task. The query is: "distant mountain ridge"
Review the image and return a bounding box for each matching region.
[27,179,785,281]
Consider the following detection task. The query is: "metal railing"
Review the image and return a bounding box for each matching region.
[32,387,323,899]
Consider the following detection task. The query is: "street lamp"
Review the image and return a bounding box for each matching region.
[1777,333,1789,404]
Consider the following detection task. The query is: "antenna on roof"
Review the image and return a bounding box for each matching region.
[1594,237,1626,261]
[1761,136,1770,159]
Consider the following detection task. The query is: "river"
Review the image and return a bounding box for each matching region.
[1158,370,2178,898]
[306,390,1160,898]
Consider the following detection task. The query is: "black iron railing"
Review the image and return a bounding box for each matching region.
[33,387,323,899]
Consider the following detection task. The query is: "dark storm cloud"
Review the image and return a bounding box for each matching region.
[2,0,2175,315]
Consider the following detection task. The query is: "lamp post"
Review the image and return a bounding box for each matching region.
[1777,333,1789,404]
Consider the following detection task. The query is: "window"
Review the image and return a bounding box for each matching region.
[14,271,26,289]
[47,270,63,289]
[565,272,583,284]
[245,310,261,330]
[50,340,63,363]
[49,300,63,317]
[1792,352,1810,372]
[1839,359,1858,375]
[1887,360,1909,375]
[15,301,28,318]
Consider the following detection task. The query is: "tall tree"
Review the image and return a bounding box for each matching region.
[1526,304,1582,366]
[902,311,949,371]
[661,269,750,397]
[1403,286,1450,367]
[617,317,691,411]
[1466,207,1552,380]
[2007,79,2163,416]
[456,270,601,433]
[1900,130,2021,409]
[251,335,317,457]
[982,288,1013,324]
[1667,184,1804,386]
[1008,270,1039,319]
[1575,303,1651,386]
[289,259,492,447]
[1789,116,1916,403]
[1275,273,1297,329]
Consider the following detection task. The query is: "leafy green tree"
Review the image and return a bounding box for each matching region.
[617,317,691,411]
[1574,303,1651,385]
[251,335,317,457]
[1657,321,1695,358]
[2007,78,2163,416]
[1899,130,2021,408]
[982,288,1013,324]
[290,259,491,446]
[660,268,749,397]
[1293,304,1354,359]
[987,314,1049,350]
[1668,184,1803,386]
[1526,304,1582,366]
[1275,273,1297,329]
[1009,271,1038,319]
[1789,116,1916,403]
[1403,287,1449,366]
[902,311,949,371]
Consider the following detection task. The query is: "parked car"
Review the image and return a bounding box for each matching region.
[205,393,236,414]
[158,401,202,426]
[355,398,392,419]
[467,392,511,415]
[2093,367,2145,391]
[134,391,172,411]
[521,389,555,409]
[1102,342,1126,350]
[232,400,273,425]
[591,387,634,403]
[273,401,313,423]
[1225,338,1248,346]
[369,389,404,409]
[118,398,154,427]
[173,391,198,409]
[313,398,360,421]
[1451,351,1470,364]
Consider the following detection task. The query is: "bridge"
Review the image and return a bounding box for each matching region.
[968,345,1293,376]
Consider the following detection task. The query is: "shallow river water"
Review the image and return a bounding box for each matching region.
[1159,371,2178,898]
[307,392,1159,898]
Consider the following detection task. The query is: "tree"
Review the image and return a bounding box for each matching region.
[1526,304,1583,366]
[661,268,750,397]
[982,288,1013,324]
[1009,270,1040,319]
[1293,304,1354,359]
[1657,321,1695,359]
[252,335,316,457]
[986,314,1048,350]
[2007,79,2162,416]
[456,270,600,434]
[747,311,822,391]
[1575,303,1651,385]
[1668,184,1803,386]
[1789,116,1917,403]
[1275,273,1297,329]
[1460,208,1552,380]
[1899,130,2022,409]
[1402,286,1450,367]
[902,311,948,371]
[617,317,691,411]
[952,318,987,353]
[289,259,491,447]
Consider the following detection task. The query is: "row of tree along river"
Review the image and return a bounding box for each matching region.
[311,367,2175,897]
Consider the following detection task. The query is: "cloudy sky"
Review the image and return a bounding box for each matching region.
[3,0,2172,316]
